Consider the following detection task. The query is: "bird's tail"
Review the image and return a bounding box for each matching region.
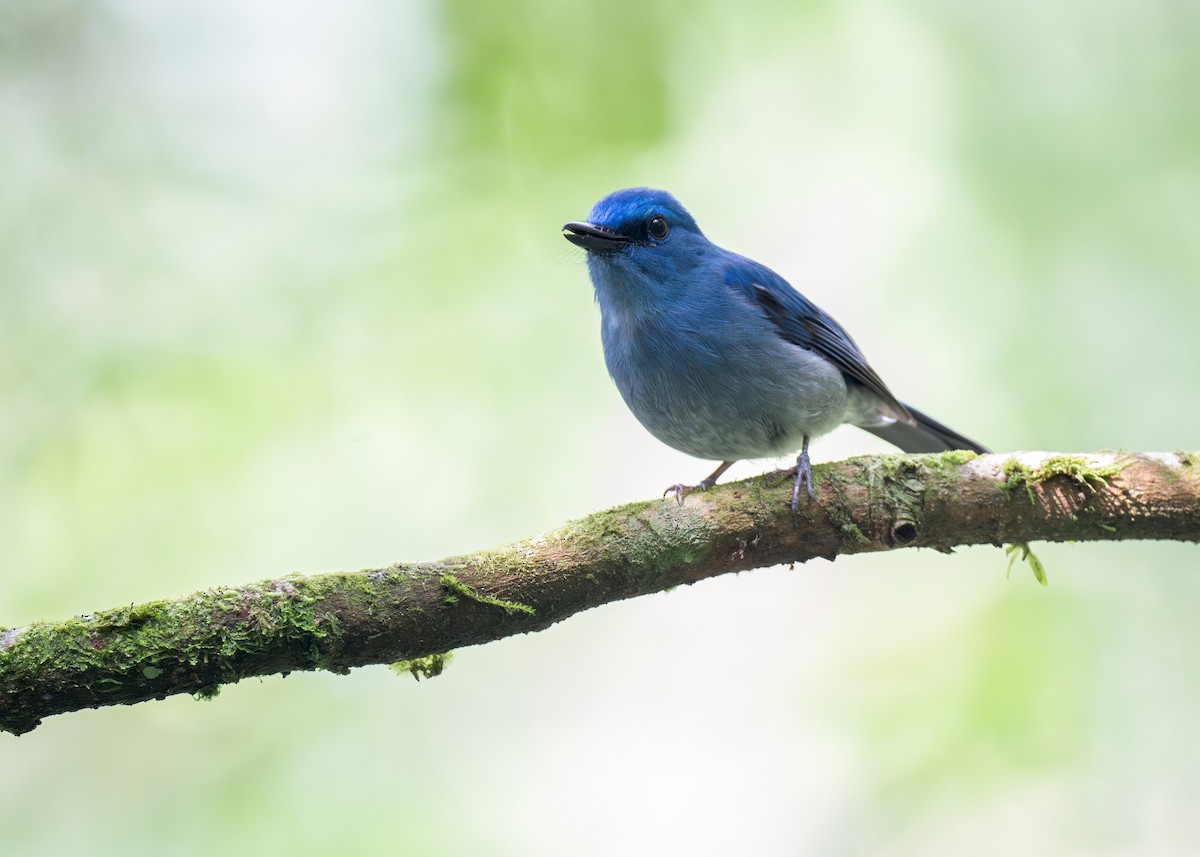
[860,402,989,454]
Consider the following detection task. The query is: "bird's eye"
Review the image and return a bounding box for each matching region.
[647,215,670,240]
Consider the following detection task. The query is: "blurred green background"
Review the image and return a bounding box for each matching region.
[2,1,1199,854]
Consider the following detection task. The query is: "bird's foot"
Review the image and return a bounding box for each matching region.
[761,463,813,515]
[789,446,814,515]
[664,461,735,507]
[663,478,716,507]
[762,438,813,518]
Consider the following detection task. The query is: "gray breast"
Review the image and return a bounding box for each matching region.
[603,314,850,461]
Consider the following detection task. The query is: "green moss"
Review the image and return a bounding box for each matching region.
[464,546,546,580]
[1002,454,1130,514]
[1,570,419,733]
[0,575,364,704]
[1030,454,1127,490]
[440,574,535,616]
[809,463,837,492]
[94,600,173,631]
[1001,458,1037,505]
[389,651,454,681]
[1006,541,1048,587]
[541,497,718,593]
[558,500,658,548]
[869,452,922,483]
[1176,451,1197,467]
[825,502,869,546]
[936,449,981,467]
[856,454,934,534]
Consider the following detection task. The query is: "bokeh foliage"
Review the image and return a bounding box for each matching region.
[2,2,1199,854]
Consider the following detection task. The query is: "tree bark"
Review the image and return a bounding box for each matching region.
[2,450,1197,735]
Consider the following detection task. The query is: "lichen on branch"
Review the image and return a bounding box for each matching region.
[1,450,1197,736]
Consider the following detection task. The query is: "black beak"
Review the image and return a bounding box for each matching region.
[562,221,632,254]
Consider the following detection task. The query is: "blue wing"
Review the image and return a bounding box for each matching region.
[723,259,910,419]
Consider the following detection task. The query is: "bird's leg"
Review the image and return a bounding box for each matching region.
[664,461,735,506]
[763,438,815,512]
[790,435,813,514]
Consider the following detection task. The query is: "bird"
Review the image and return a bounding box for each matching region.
[562,187,988,512]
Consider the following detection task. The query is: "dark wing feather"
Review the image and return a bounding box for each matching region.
[724,261,910,420]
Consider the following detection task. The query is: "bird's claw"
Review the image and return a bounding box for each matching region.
[761,465,812,517]
[789,446,814,517]
[663,482,705,506]
[761,442,814,519]
[663,462,730,507]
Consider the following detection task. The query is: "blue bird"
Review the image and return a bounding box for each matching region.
[563,187,988,511]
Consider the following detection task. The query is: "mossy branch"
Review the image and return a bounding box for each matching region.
[2,450,1198,736]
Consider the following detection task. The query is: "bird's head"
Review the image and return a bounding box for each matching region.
[563,187,702,254]
[563,188,710,315]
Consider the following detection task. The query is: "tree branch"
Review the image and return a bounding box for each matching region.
[2,450,1197,735]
